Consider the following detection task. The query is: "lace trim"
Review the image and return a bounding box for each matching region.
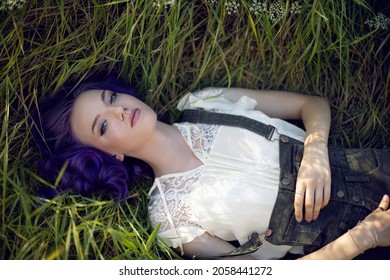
[175,123,219,159]
[148,123,220,249]
[149,166,203,231]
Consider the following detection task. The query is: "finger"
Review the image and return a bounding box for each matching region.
[294,190,305,222]
[304,188,315,222]
[377,194,389,212]
[312,187,324,221]
[322,178,331,208]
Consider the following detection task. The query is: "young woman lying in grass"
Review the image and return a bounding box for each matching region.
[31,76,390,260]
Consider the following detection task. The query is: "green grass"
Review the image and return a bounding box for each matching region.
[0,0,389,259]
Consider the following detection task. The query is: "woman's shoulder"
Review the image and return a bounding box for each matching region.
[147,166,208,251]
[181,87,225,101]
[177,87,259,115]
[177,88,227,111]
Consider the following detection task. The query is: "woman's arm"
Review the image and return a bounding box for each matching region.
[181,234,255,260]
[300,195,390,260]
[180,195,390,260]
[216,87,332,223]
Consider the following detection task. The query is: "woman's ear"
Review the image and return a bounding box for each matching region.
[114,154,124,162]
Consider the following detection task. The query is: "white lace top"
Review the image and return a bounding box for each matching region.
[148,88,306,259]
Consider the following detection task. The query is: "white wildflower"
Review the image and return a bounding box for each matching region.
[0,0,26,12]
[290,1,301,15]
[365,12,390,30]
[153,0,176,9]
[225,0,240,16]
[249,0,267,16]
[268,1,286,23]
[203,0,217,6]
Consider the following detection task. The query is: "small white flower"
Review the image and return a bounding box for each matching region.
[225,0,240,16]
[249,0,267,16]
[0,0,26,12]
[290,1,301,15]
[153,0,160,8]
[365,12,390,30]
[153,0,176,9]
[268,1,286,23]
[203,0,217,6]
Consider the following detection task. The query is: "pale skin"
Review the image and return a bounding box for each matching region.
[70,87,390,260]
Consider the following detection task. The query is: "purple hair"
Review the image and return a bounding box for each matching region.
[31,75,153,201]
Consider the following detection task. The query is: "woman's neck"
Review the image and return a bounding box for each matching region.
[130,122,202,177]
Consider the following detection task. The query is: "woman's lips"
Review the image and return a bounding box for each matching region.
[130,108,140,127]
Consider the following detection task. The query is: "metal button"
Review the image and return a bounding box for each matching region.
[336,190,345,198]
[282,176,290,185]
[352,195,360,202]
[280,135,289,143]
[265,229,273,237]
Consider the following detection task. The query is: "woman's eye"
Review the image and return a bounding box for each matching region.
[109,92,117,105]
[100,120,108,136]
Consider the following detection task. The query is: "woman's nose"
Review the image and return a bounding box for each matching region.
[111,106,127,120]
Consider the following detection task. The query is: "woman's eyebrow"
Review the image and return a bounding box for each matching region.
[91,90,106,135]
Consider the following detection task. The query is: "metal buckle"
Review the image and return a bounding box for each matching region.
[266,125,280,142]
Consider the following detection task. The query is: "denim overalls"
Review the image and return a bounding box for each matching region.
[266,135,390,258]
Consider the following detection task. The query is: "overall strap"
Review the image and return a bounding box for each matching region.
[179,109,279,141]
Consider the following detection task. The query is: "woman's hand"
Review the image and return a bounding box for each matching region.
[360,194,390,248]
[299,194,390,260]
[294,141,331,222]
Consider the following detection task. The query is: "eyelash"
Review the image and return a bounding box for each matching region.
[109,92,117,105]
[100,120,107,136]
[100,92,117,136]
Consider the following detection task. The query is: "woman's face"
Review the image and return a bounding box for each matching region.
[70,89,157,160]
